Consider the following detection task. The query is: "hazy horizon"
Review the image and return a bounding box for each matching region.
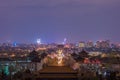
[0,0,120,43]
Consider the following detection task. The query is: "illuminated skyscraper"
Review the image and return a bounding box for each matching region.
[37,38,41,44]
[78,41,85,48]
[62,38,67,44]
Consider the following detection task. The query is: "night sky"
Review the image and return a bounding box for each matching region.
[0,0,120,43]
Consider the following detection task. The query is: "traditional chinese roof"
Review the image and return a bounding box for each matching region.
[28,50,41,62]
[28,50,39,58]
[78,50,89,58]
[38,66,78,78]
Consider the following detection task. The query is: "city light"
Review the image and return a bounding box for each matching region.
[62,38,67,44]
[37,38,41,44]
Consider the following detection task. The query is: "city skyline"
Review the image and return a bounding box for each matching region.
[0,0,120,43]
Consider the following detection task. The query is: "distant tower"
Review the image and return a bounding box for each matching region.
[37,38,41,44]
[62,38,67,44]
[13,42,17,47]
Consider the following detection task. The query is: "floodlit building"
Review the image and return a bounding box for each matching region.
[78,41,85,48]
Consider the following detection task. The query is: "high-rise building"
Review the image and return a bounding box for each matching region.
[86,41,94,48]
[78,41,85,48]
[96,41,101,48]
[96,40,110,48]
[62,38,67,44]
[101,40,110,48]
[37,38,41,44]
